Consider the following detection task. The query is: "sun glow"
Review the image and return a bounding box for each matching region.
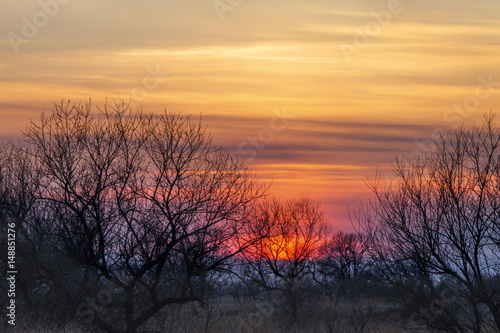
[244,232,324,261]
[261,235,308,261]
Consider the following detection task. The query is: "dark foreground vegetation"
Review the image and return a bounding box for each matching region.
[1,101,500,332]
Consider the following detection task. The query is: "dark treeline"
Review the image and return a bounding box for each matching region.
[1,101,500,333]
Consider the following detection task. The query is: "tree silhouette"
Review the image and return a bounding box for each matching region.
[314,232,371,300]
[0,100,266,333]
[361,113,500,332]
[241,196,327,326]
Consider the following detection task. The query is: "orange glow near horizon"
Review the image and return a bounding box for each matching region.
[244,232,324,261]
[262,235,309,261]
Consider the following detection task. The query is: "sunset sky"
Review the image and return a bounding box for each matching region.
[2,0,500,229]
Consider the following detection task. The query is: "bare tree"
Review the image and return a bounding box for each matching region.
[2,100,266,333]
[314,232,371,300]
[360,113,500,332]
[310,232,383,333]
[0,143,69,326]
[241,196,327,326]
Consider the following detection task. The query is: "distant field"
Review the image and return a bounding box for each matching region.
[4,295,421,333]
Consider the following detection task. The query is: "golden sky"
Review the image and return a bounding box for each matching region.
[2,0,500,228]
